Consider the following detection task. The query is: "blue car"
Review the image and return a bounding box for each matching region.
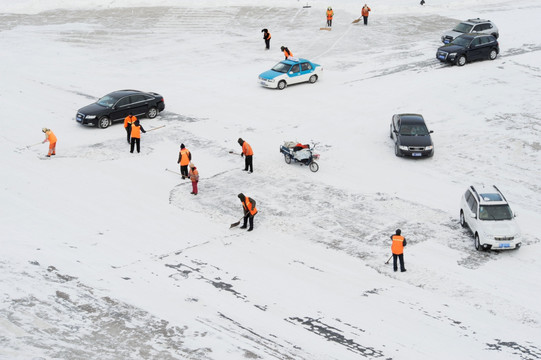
[258,58,323,90]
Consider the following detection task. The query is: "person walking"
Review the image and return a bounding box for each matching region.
[41,128,57,157]
[177,143,192,179]
[238,138,253,173]
[326,7,334,27]
[188,162,199,195]
[124,113,137,144]
[391,229,407,272]
[280,46,293,60]
[238,193,257,231]
[262,28,271,50]
[130,120,146,153]
[361,4,371,25]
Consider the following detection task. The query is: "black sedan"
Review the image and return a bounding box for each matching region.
[390,114,434,157]
[76,89,165,128]
[436,33,499,66]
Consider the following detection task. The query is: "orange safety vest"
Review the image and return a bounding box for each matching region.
[46,130,57,143]
[326,10,334,20]
[242,142,253,156]
[124,115,136,128]
[189,168,199,181]
[362,6,371,17]
[391,235,405,255]
[179,148,191,166]
[265,32,271,40]
[242,197,258,216]
[131,125,142,138]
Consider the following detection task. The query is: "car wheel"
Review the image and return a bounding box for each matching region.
[309,75,318,84]
[460,210,466,228]
[489,49,498,60]
[457,55,466,66]
[284,154,292,164]
[394,143,401,157]
[277,80,287,90]
[98,116,110,129]
[390,125,393,139]
[147,107,158,119]
[474,233,482,251]
[309,161,319,172]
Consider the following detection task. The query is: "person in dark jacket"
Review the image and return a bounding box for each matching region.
[238,193,257,231]
[238,138,253,173]
[262,28,271,50]
[130,120,146,153]
[177,143,192,179]
[391,229,407,272]
[280,46,293,60]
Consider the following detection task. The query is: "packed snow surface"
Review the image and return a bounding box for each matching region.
[1,0,540,359]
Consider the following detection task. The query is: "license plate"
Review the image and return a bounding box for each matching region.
[499,243,510,248]
[260,81,267,86]
[437,55,445,60]
[412,153,421,157]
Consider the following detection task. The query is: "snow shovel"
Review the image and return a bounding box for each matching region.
[146,125,166,132]
[320,27,332,31]
[165,168,181,175]
[352,18,361,24]
[385,255,393,264]
[229,216,244,229]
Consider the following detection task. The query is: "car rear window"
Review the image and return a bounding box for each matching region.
[453,23,473,33]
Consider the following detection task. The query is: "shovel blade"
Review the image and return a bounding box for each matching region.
[229,221,240,228]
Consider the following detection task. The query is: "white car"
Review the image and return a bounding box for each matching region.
[258,58,322,90]
[441,18,499,44]
[459,185,521,251]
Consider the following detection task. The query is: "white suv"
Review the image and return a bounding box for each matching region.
[459,185,521,251]
[441,18,499,44]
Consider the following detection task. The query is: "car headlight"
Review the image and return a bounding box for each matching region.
[399,145,408,151]
[425,145,433,150]
[85,115,96,120]
[448,52,457,59]
[268,79,275,83]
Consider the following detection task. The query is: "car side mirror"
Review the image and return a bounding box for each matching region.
[429,130,434,133]
[470,213,477,219]
[393,130,398,133]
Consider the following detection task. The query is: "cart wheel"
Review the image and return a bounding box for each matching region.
[309,161,319,172]
[284,154,292,164]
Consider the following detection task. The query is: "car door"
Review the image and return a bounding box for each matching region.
[110,96,131,121]
[466,193,479,233]
[299,61,313,82]
[467,37,484,60]
[287,63,302,84]
[129,94,150,117]
[391,115,400,143]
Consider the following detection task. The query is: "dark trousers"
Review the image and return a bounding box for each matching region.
[244,155,253,172]
[130,138,140,153]
[180,165,189,178]
[265,39,270,49]
[125,126,131,143]
[242,215,254,230]
[327,19,332,27]
[393,253,406,272]
[363,16,368,25]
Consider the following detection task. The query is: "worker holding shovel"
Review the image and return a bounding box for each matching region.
[41,128,57,157]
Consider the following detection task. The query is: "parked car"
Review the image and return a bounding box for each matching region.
[459,185,521,251]
[258,58,322,90]
[390,114,434,157]
[436,33,499,66]
[76,90,165,129]
[441,18,498,44]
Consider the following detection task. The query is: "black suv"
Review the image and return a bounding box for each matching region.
[390,114,434,157]
[76,90,165,128]
[436,33,499,66]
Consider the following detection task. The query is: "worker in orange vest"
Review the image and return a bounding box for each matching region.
[188,162,199,195]
[238,193,257,231]
[177,143,192,179]
[391,229,407,272]
[42,128,57,157]
[280,46,293,60]
[238,138,253,173]
[124,113,137,144]
[326,7,334,27]
[262,28,271,50]
[361,4,371,25]
[130,120,146,153]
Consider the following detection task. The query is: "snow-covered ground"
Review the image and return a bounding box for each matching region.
[1,0,540,359]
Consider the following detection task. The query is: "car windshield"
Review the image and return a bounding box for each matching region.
[479,204,513,221]
[272,62,292,73]
[96,95,118,107]
[453,23,473,33]
[451,36,472,47]
[399,124,430,136]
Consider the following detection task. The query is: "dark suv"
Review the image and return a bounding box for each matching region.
[436,33,499,66]
[76,89,165,128]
